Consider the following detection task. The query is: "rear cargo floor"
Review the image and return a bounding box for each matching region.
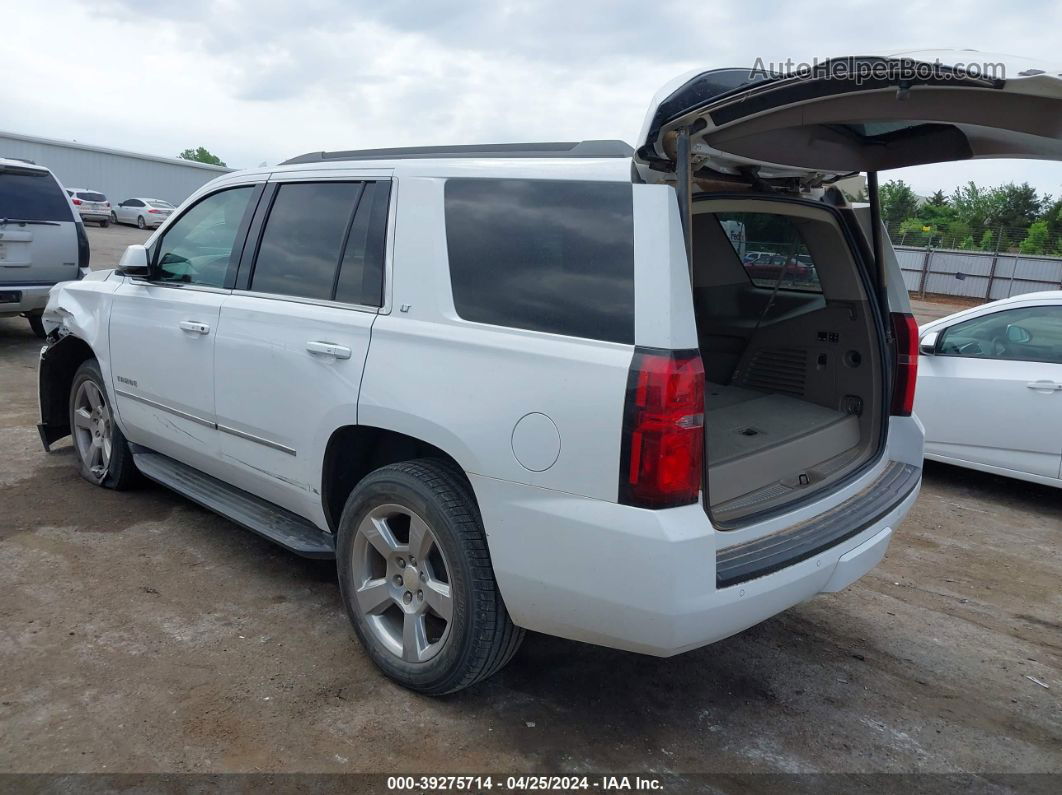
[706,383,860,510]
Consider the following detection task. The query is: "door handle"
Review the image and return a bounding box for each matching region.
[179,320,210,335]
[1026,380,1062,392]
[305,341,352,359]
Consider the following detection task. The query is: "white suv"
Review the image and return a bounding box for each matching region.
[36,52,1061,693]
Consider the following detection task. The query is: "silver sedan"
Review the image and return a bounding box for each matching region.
[111,197,175,229]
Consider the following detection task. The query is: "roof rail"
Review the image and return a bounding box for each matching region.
[279,140,634,166]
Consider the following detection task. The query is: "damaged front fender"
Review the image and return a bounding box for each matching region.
[36,271,122,451]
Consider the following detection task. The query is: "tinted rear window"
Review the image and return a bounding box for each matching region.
[147,200,173,209]
[251,181,363,300]
[715,212,823,293]
[444,178,635,344]
[0,169,73,222]
[76,191,106,202]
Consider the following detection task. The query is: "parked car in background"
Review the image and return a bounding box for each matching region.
[916,292,1062,487]
[743,250,818,287]
[65,189,111,226]
[111,198,175,229]
[1,158,88,337]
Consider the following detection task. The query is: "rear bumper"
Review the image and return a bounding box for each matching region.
[78,211,110,222]
[0,283,53,314]
[473,424,922,656]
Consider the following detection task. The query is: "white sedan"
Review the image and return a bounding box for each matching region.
[916,291,1062,487]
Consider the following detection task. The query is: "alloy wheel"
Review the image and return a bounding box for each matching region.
[72,380,112,482]
[351,504,454,663]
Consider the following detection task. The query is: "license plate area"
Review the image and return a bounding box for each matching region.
[0,290,23,304]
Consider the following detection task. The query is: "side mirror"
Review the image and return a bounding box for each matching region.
[116,244,150,278]
[1005,324,1032,344]
[919,330,939,355]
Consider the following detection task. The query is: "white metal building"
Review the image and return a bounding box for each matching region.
[0,130,233,206]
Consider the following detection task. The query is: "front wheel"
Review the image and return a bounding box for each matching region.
[336,460,523,694]
[137,215,146,229]
[110,211,117,224]
[69,360,138,489]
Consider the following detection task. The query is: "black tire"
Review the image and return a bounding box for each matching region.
[110,211,117,224]
[27,313,46,339]
[336,459,524,694]
[99,219,110,228]
[137,215,146,229]
[68,360,138,490]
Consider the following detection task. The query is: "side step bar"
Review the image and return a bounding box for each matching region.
[132,449,336,559]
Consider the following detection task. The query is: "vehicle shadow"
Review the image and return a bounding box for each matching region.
[920,458,1061,509]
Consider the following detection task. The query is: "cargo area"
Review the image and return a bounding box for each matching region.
[691,197,883,523]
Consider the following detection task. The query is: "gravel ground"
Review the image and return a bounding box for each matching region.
[0,251,1059,779]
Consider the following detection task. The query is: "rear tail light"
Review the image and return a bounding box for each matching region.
[71,198,82,205]
[890,312,919,416]
[619,348,705,509]
[75,223,90,270]
[104,201,110,207]
[148,208,161,214]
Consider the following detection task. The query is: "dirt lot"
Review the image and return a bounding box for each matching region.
[0,252,1059,779]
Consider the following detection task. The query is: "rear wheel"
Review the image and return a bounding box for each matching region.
[336,459,523,694]
[69,360,138,489]
[99,219,109,228]
[27,313,46,339]
[137,215,146,229]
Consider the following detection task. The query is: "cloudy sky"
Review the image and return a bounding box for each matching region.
[5,0,1061,197]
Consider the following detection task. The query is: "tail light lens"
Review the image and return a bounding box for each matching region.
[71,198,82,205]
[890,312,919,416]
[148,208,161,214]
[104,201,110,207]
[619,348,705,509]
[75,223,90,269]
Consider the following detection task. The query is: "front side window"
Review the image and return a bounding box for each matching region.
[937,305,1062,364]
[0,169,74,222]
[444,178,635,344]
[153,186,255,287]
[715,212,823,293]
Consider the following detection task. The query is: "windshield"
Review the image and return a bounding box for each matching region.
[0,169,74,222]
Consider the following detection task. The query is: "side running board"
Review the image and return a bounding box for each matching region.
[132,449,336,559]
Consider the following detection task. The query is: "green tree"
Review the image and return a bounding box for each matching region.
[1038,197,1062,241]
[879,180,920,232]
[951,181,993,240]
[927,190,948,206]
[990,182,1043,230]
[1019,221,1052,255]
[898,217,935,246]
[978,228,997,251]
[178,146,227,167]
